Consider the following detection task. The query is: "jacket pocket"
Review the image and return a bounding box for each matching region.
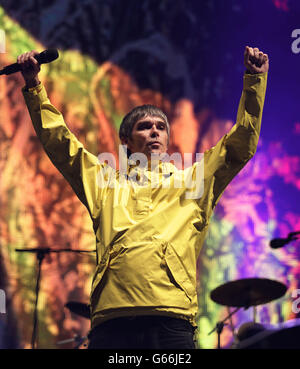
[90,259,109,304]
[163,242,195,302]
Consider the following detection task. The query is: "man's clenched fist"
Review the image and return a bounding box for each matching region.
[244,46,269,74]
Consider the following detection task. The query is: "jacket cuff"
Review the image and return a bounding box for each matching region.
[243,71,268,90]
[22,82,49,107]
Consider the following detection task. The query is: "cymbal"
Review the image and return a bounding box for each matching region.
[210,278,287,308]
[65,301,90,319]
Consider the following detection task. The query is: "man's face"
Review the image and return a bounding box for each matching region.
[122,115,169,159]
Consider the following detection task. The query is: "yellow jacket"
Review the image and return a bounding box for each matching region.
[23,72,267,329]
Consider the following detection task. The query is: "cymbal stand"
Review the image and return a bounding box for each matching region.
[208,306,241,349]
[15,247,96,349]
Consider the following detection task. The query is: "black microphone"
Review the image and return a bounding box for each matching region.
[0,49,59,76]
[270,238,291,249]
[270,232,300,249]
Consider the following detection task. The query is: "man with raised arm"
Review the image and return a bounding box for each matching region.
[18,46,268,349]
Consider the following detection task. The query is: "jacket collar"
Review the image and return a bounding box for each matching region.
[127,159,175,175]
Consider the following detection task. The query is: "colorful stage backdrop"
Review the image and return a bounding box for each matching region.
[0,0,299,349]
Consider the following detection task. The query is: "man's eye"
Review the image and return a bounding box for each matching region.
[138,123,151,130]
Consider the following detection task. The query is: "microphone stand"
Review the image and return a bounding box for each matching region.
[288,231,300,242]
[15,247,96,349]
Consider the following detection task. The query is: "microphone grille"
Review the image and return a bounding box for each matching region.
[270,238,286,249]
[38,49,59,63]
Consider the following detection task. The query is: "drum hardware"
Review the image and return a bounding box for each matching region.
[56,334,88,349]
[209,278,288,349]
[226,306,236,334]
[252,306,257,322]
[15,247,96,349]
[208,306,242,349]
[65,301,90,319]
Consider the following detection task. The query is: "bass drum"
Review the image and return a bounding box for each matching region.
[235,319,300,349]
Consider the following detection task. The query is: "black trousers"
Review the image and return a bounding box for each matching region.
[88,315,196,349]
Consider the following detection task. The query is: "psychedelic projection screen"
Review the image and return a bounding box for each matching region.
[0,0,300,349]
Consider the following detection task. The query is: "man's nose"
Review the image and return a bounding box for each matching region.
[150,125,159,137]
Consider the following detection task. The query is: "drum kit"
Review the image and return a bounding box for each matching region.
[59,277,300,349]
[209,277,300,349]
[57,301,90,349]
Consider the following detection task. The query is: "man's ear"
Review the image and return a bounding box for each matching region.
[121,137,133,151]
